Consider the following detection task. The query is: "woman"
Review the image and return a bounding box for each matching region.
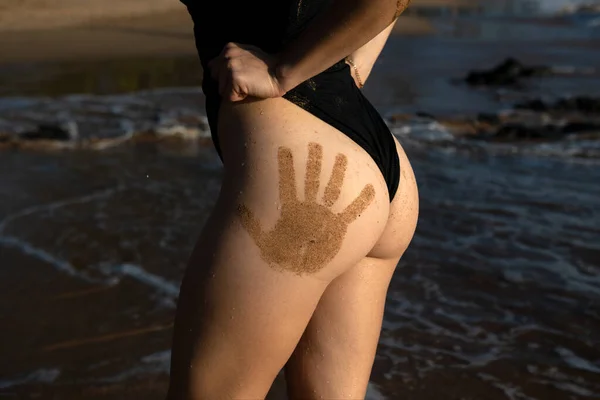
[167,0,419,398]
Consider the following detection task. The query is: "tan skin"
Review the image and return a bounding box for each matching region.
[239,143,376,275]
[167,2,417,399]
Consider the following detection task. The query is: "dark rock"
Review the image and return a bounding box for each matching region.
[499,109,551,127]
[556,97,600,114]
[561,121,600,134]
[415,111,436,119]
[476,113,501,125]
[0,132,14,148]
[0,132,11,143]
[471,123,562,142]
[21,124,72,141]
[515,96,600,114]
[495,124,558,141]
[465,57,551,86]
[513,99,548,112]
[389,113,413,123]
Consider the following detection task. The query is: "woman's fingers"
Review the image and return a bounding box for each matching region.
[220,58,249,102]
[209,41,278,101]
[209,46,240,99]
[224,82,238,102]
[218,65,247,101]
[232,88,247,102]
[228,79,247,102]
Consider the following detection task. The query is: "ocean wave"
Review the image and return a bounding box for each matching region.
[0,88,211,150]
[2,88,600,162]
[0,369,61,390]
[389,117,600,161]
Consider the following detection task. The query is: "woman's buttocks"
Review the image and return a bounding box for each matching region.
[219,98,388,194]
[216,97,392,274]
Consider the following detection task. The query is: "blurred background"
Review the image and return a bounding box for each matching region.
[1,0,599,399]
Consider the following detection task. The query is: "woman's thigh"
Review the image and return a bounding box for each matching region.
[282,137,420,399]
[284,256,399,400]
[168,97,392,399]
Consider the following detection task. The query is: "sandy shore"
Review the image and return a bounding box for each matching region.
[0,0,434,65]
[0,9,198,64]
[0,0,186,32]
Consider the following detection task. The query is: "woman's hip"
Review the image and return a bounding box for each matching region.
[212,96,394,279]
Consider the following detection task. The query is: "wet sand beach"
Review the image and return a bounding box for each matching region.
[2,2,600,400]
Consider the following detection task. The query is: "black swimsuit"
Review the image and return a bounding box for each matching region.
[183,0,400,200]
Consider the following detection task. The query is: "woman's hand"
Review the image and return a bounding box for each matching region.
[208,42,286,102]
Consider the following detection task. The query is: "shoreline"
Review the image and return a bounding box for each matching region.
[0,8,198,65]
[0,0,186,33]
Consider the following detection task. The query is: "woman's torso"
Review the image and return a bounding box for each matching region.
[185,0,333,66]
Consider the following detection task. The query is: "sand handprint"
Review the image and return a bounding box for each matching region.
[238,142,375,275]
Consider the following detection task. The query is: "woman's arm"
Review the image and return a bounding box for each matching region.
[276,0,411,92]
[207,1,409,101]
[346,20,397,88]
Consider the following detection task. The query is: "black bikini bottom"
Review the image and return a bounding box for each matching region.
[204,60,400,201]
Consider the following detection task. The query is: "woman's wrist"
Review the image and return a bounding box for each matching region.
[274,61,303,94]
[273,1,409,95]
[272,0,403,94]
